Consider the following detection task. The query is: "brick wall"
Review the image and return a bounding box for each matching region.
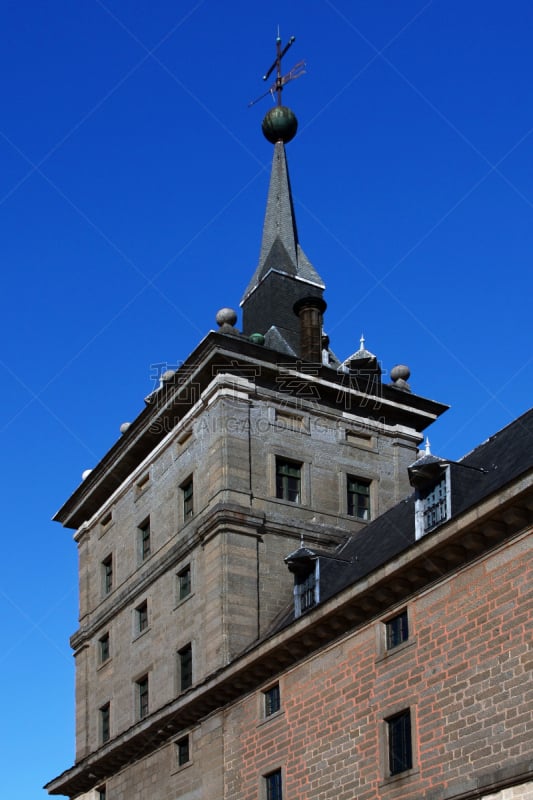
[223,530,532,800]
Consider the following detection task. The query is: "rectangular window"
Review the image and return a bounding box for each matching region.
[276,458,301,503]
[182,478,194,518]
[386,610,409,650]
[99,632,110,663]
[347,476,371,520]
[138,517,151,561]
[100,702,110,744]
[97,785,106,800]
[136,600,148,633]
[264,684,281,717]
[265,769,283,800]
[102,554,113,595]
[176,734,190,766]
[177,564,191,601]
[137,675,149,719]
[178,643,193,691]
[387,709,412,775]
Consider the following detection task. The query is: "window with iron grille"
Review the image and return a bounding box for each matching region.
[176,734,190,766]
[100,702,110,743]
[138,517,151,561]
[102,555,113,595]
[296,569,317,614]
[347,476,371,520]
[386,610,409,650]
[276,459,301,503]
[421,477,448,532]
[264,684,281,717]
[137,676,149,719]
[387,709,412,775]
[265,769,283,800]
[178,644,193,691]
[177,564,191,601]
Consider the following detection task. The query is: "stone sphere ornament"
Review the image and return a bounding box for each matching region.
[262,106,298,144]
[216,308,238,328]
[390,364,411,382]
[249,333,265,345]
[390,364,411,392]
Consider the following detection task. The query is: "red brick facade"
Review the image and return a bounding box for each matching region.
[225,530,532,800]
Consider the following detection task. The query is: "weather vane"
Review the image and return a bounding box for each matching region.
[249,31,306,107]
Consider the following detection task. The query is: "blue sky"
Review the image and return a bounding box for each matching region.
[1,2,532,797]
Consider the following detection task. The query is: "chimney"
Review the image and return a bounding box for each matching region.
[293,296,327,362]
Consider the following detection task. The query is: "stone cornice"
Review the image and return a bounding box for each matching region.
[54,334,448,530]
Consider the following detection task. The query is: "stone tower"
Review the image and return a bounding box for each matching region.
[46,48,447,798]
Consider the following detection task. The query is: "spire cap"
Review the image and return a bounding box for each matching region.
[262,105,298,144]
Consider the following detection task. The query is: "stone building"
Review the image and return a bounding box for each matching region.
[46,92,533,800]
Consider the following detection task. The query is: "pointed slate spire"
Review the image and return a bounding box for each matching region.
[242,141,324,302]
[241,109,325,356]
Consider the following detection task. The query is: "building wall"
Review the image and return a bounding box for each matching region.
[79,713,225,800]
[72,377,424,759]
[223,529,532,800]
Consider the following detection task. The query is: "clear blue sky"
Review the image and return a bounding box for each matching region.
[1,2,532,797]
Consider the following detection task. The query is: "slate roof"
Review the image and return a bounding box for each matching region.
[241,141,325,303]
[279,407,533,623]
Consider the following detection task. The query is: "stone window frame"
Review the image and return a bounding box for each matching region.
[263,767,283,800]
[134,599,149,638]
[177,642,193,693]
[376,606,415,662]
[101,554,113,596]
[135,674,149,720]
[387,708,413,775]
[270,453,310,506]
[137,516,151,563]
[262,682,281,719]
[99,702,110,744]
[275,457,302,503]
[181,476,194,521]
[98,631,111,666]
[385,609,409,651]
[379,701,419,784]
[175,562,193,607]
[346,474,372,521]
[175,733,191,768]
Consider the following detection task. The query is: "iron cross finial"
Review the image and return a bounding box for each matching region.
[249,33,306,107]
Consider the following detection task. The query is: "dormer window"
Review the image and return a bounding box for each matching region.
[285,546,320,618]
[408,445,451,540]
